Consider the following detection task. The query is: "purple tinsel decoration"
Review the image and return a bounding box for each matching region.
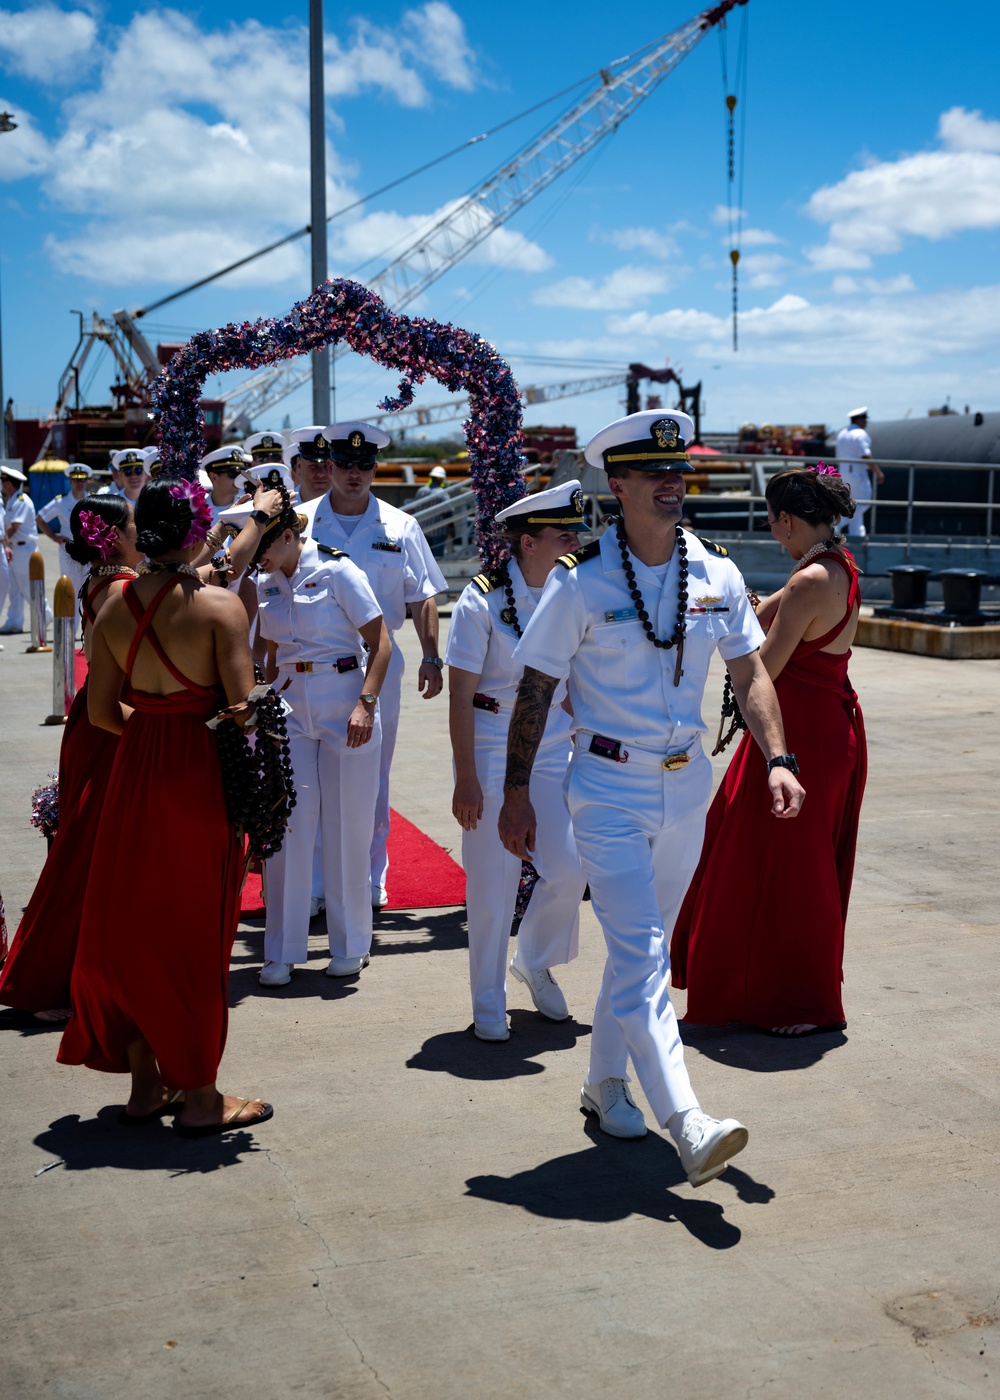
[150,279,525,567]
[30,774,59,840]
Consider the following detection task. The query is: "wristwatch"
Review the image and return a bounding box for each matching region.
[250,508,272,526]
[423,656,444,668]
[767,753,800,776]
[360,692,377,706]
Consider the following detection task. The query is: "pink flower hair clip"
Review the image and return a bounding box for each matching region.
[168,479,214,548]
[811,461,840,477]
[78,509,119,561]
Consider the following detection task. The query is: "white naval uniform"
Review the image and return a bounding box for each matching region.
[302,492,446,899]
[0,508,9,623]
[257,539,384,966]
[835,425,874,538]
[37,494,89,609]
[513,528,765,1128]
[2,492,50,631]
[446,558,584,1025]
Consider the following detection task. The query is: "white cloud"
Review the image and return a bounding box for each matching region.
[831,274,916,296]
[0,100,50,179]
[598,225,683,260]
[742,253,792,289]
[533,265,671,310]
[806,109,1000,269]
[737,228,782,247]
[336,198,552,280]
[7,4,484,288]
[607,285,1000,368]
[0,5,96,82]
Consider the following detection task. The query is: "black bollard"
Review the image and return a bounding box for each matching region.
[934,568,987,616]
[886,564,932,610]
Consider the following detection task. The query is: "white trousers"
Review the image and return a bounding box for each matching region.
[3,538,51,630]
[838,467,871,538]
[462,715,583,1023]
[0,548,8,624]
[566,744,714,1128]
[370,639,404,897]
[264,669,381,964]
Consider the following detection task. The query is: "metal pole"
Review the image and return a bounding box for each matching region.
[26,549,51,652]
[309,0,330,426]
[46,574,77,724]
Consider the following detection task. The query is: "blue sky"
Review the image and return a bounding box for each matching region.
[2,0,1000,445]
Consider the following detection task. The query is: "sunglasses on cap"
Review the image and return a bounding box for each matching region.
[119,464,147,477]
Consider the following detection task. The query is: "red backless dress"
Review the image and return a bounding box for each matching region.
[671,552,867,1029]
[0,575,129,1012]
[58,577,242,1087]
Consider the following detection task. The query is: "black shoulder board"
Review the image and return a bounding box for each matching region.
[471,567,505,594]
[557,538,601,570]
[697,534,728,558]
[316,543,348,560]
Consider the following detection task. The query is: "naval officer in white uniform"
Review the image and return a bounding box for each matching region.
[1,465,50,634]
[499,409,805,1187]
[301,423,447,909]
[36,462,94,606]
[446,482,587,1042]
[199,445,252,525]
[834,407,884,538]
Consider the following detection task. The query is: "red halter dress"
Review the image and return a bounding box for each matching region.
[671,552,868,1029]
[0,574,129,1012]
[58,578,242,1087]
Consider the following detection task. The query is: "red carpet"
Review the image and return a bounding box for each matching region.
[240,808,466,916]
[74,649,88,691]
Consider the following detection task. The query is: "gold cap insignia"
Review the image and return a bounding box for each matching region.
[348,431,365,450]
[651,418,680,450]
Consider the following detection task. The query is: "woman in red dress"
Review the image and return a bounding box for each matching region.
[58,479,272,1135]
[0,496,142,1021]
[671,466,867,1036]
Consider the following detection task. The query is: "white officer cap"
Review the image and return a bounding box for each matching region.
[67,462,94,479]
[1,464,27,483]
[245,461,295,494]
[217,499,291,546]
[200,444,252,473]
[244,430,287,461]
[322,420,391,467]
[285,425,334,463]
[494,478,586,531]
[848,405,869,420]
[110,448,149,472]
[584,409,696,472]
[143,447,163,477]
[427,465,448,480]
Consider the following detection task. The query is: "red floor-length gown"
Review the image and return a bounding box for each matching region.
[0,575,129,1012]
[58,577,242,1087]
[671,552,867,1029]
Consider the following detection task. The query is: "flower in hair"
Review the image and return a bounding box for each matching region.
[168,479,213,548]
[812,461,840,477]
[79,509,119,561]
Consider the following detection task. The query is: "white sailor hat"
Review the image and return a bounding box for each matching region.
[1,464,27,483]
[494,478,586,531]
[143,447,163,476]
[110,448,149,472]
[323,420,391,467]
[244,431,287,461]
[285,425,335,463]
[584,409,696,472]
[848,405,869,419]
[245,461,295,494]
[67,462,94,479]
[217,500,292,545]
[200,445,252,473]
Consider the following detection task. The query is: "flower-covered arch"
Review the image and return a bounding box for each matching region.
[151,278,525,567]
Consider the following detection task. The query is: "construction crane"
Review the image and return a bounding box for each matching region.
[35,0,747,453]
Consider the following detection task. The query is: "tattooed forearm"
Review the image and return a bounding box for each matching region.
[504,666,558,791]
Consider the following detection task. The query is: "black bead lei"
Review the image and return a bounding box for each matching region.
[499,565,522,638]
[615,520,688,685]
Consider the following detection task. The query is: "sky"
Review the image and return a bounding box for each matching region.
[1,0,1000,447]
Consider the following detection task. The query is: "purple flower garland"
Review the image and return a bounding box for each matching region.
[150,278,524,566]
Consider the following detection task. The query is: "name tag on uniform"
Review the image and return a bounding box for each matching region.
[604,607,638,623]
[372,539,402,553]
[264,587,281,596]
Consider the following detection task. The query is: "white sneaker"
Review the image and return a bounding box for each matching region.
[0,623,22,635]
[310,896,325,917]
[325,953,370,977]
[580,1076,647,1139]
[372,887,388,911]
[509,952,569,1021]
[675,1110,749,1187]
[474,1017,510,1042]
[259,961,292,986]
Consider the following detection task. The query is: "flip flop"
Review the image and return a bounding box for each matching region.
[760,1022,847,1038]
[118,1089,186,1126]
[176,1099,274,1139]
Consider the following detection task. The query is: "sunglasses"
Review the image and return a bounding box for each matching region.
[208,466,243,478]
[332,461,376,473]
[119,465,147,477]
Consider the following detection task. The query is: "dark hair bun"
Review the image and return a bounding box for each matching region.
[765,467,855,528]
[67,495,131,564]
[133,478,193,558]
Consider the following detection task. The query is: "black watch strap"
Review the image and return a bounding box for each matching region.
[767,753,800,777]
[251,508,271,526]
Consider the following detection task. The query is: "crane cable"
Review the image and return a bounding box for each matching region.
[719,6,749,350]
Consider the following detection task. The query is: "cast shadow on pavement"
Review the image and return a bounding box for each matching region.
[407,1009,591,1081]
[0,1009,66,1038]
[32,1107,262,1176]
[372,905,468,956]
[466,1118,765,1249]
[227,958,361,1009]
[679,1022,847,1072]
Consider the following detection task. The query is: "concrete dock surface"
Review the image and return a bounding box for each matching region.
[1,540,998,1400]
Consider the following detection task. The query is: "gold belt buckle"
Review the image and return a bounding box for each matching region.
[662,753,690,771]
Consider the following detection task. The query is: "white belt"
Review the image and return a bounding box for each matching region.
[574,729,697,771]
